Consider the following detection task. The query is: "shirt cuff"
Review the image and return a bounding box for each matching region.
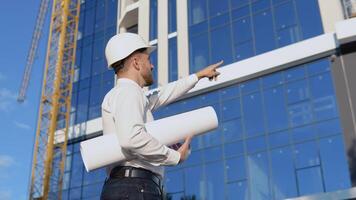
[188,74,199,85]
[165,148,181,165]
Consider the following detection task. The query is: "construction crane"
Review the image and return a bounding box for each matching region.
[19,0,81,199]
[17,0,50,102]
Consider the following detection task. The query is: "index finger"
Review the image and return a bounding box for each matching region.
[212,60,224,69]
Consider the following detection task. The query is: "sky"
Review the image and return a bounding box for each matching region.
[0,1,48,199]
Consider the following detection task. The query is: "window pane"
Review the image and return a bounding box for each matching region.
[290,124,317,143]
[208,0,228,17]
[263,86,289,132]
[233,17,252,44]
[286,79,309,104]
[297,166,324,196]
[226,156,246,182]
[288,102,313,127]
[70,153,84,188]
[189,0,207,25]
[235,41,254,61]
[205,162,225,200]
[222,118,243,142]
[246,136,267,154]
[248,152,271,200]
[253,10,275,54]
[319,135,351,191]
[165,170,184,193]
[242,93,265,137]
[224,140,244,158]
[268,130,290,148]
[210,25,233,64]
[189,33,209,73]
[294,141,320,169]
[168,0,177,33]
[221,98,241,121]
[227,181,248,200]
[184,165,205,199]
[149,0,158,40]
[204,146,223,162]
[274,1,296,30]
[168,37,178,82]
[270,147,298,199]
[295,0,323,39]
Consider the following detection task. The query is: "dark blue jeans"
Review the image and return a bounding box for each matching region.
[100,177,163,200]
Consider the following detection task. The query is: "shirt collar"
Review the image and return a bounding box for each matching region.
[116,78,142,89]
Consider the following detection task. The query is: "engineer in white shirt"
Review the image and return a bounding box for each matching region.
[100,33,222,200]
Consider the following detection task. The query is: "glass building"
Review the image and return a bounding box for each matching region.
[37,0,356,199]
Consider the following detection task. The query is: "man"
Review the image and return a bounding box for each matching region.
[100,32,222,200]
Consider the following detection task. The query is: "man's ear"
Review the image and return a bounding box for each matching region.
[132,56,140,71]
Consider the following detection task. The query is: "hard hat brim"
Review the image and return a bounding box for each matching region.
[107,45,157,69]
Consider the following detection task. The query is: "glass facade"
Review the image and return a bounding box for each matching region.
[60,0,352,200]
[158,58,351,199]
[188,0,323,73]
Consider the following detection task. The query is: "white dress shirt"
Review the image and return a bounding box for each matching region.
[101,74,199,177]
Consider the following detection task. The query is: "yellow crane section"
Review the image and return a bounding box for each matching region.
[28,0,80,199]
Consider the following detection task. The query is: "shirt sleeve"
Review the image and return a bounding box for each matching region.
[113,88,180,166]
[147,74,199,111]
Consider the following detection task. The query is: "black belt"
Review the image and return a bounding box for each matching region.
[109,166,162,190]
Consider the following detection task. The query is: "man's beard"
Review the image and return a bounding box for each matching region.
[144,72,154,87]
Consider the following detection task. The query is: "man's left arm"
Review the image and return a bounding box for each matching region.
[147,60,223,111]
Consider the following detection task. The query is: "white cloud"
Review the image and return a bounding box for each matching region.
[0,189,11,200]
[0,155,15,168]
[13,121,31,130]
[0,88,17,112]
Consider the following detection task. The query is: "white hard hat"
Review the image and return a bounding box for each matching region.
[105,33,156,68]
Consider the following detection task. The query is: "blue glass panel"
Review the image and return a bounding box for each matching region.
[231,0,249,9]
[168,37,178,82]
[315,118,341,137]
[252,0,270,13]
[310,73,338,121]
[219,84,239,100]
[76,88,89,123]
[189,0,207,25]
[189,21,208,36]
[79,78,90,90]
[150,48,158,89]
[277,26,300,47]
[106,0,117,26]
[232,17,252,44]
[235,41,254,61]
[89,86,101,106]
[70,153,84,188]
[270,147,298,199]
[191,135,204,151]
[208,0,228,17]
[204,146,223,162]
[242,93,265,137]
[307,59,330,75]
[222,118,243,141]
[268,130,290,148]
[210,25,233,64]
[227,181,248,200]
[253,10,275,54]
[286,79,309,104]
[246,136,267,154]
[284,65,306,82]
[240,79,260,95]
[166,192,185,200]
[291,125,317,143]
[297,166,324,196]
[231,5,250,20]
[184,150,203,166]
[82,182,103,198]
[168,0,177,33]
[319,135,351,191]
[288,102,313,127]
[248,152,271,200]
[205,162,225,200]
[84,9,95,36]
[83,168,106,186]
[262,72,284,88]
[184,165,205,199]
[274,1,296,30]
[210,13,230,28]
[93,38,104,61]
[226,156,246,181]
[295,0,323,39]
[203,128,222,147]
[149,0,158,40]
[263,86,289,132]
[69,187,81,200]
[224,140,244,157]
[221,98,241,121]
[189,33,209,72]
[80,45,93,80]
[294,141,320,169]
[165,170,184,193]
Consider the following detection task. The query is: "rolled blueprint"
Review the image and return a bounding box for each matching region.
[80,106,218,171]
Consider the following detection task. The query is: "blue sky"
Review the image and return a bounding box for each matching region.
[0,1,48,199]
